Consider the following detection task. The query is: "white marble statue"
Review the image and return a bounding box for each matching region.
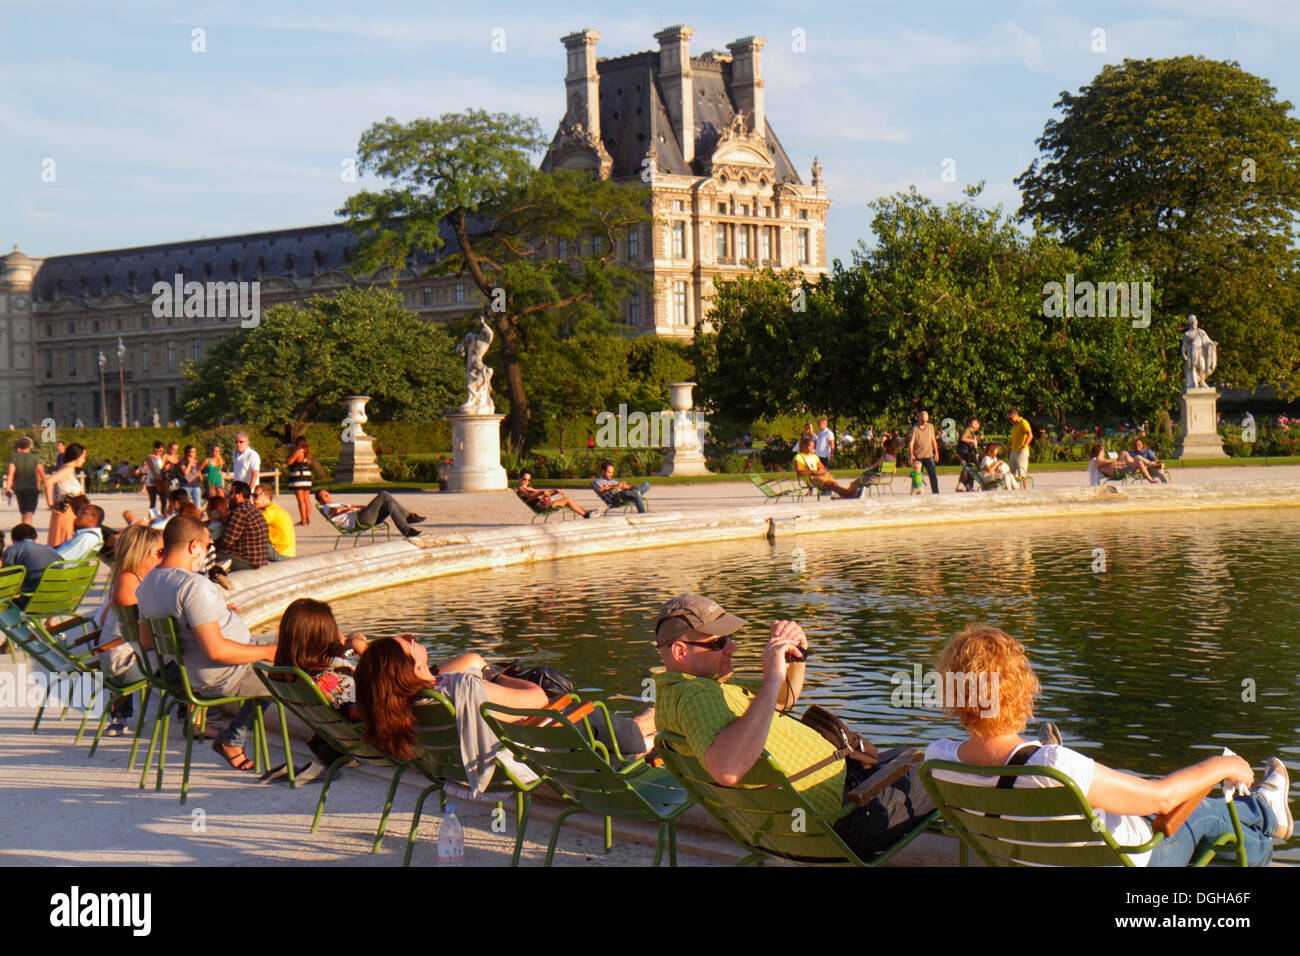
[1181,314,1218,390]
[456,316,495,414]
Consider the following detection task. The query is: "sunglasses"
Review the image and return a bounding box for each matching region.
[679,635,730,652]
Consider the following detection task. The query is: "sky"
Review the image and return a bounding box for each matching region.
[3,0,1298,265]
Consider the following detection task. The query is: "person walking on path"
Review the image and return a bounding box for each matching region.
[285,436,314,526]
[5,437,46,523]
[203,444,224,497]
[1008,409,1033,482]
[814,418,836,469]
[908,410,940,494]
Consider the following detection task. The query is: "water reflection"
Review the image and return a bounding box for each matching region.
[332,507,1300,861]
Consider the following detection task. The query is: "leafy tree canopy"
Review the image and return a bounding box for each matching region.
[180,286,461,445]
[1015,56,1300,393]
[697,188,1178,429]
[338,109,652,452]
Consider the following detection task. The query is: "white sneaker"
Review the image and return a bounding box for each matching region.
[1253,757,1292,840]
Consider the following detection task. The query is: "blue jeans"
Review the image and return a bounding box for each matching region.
[184,486,204,509]
[915,457,939,494]
[611,482,651,513]
[214,662,272,751]
[1146,793,1277,866]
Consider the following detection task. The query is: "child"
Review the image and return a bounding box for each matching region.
[910,460,925,495]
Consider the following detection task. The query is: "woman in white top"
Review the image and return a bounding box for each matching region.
[978,442,1019,490]
[45,441,87,547]
[924,624,1291,866]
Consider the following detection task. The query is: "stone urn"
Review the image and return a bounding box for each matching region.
[333,395,384,484]
[658,381,710,476]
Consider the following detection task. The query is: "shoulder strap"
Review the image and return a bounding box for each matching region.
[995,744,1041,789]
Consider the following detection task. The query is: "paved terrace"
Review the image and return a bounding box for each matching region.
[70,462,1300,557]
[2,463,1297,866]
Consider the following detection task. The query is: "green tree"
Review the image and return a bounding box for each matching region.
[693,268,830,424]
[522,331,625,454]
[697,189,1177,429]
[1015,56,1300,393]
[338,110,652,454]
[180,287,460,445]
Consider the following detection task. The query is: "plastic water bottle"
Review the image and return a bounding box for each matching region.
[437,804,465,866]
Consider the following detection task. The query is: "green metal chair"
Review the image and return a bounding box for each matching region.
[317,504,392,550]
[403,689,546,867]
[919,759,1248,867]
[657,732,936,866]
[747,473,810,503]
[253,662,410,852]
[0,603,97,735]
[140,616,270,804]
[84,604,154,767]
[860,460,897,496]
[482,700,693,867]
[0,565,28,661]
[5,559,107,737]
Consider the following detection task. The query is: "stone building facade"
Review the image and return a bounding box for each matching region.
[0,24,829,428]
[543,26,830,336]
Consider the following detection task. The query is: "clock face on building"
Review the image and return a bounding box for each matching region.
[13,297,27,310]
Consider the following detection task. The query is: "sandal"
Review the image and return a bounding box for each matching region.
[212,739,256,771]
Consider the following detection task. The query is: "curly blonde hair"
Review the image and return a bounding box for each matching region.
[935,624,1039,738]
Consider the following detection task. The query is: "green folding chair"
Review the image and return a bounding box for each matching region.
[657,732,936,866]
[0,565,28,661]
[84,604,154,767]
[317,505,391,550]
[0,603,97,735]
[403,689,546,867]
[253,662,410,852]
[920,759,1248,867]
[747,474,810,503]
[141,616,270,804]
[860,460,897,496]
[482,700,693,867]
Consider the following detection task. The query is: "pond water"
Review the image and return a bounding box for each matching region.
[330,506,1300,861]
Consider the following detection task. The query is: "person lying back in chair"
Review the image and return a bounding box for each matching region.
[516,469,594,519]
[315,489,426,539]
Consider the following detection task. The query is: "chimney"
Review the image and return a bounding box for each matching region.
[726,35,765,140]
[561,29,601,141]
[654,24,695,165]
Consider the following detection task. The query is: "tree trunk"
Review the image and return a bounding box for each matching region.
[495,313,530,455]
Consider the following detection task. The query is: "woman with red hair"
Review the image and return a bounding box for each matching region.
[354,636,546,761]
[925,624,1291,866]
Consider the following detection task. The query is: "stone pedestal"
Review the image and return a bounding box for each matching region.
[333,395,384,483]
[443,413,508,492]
[657,381,710,477]
[1175,388,1227,459]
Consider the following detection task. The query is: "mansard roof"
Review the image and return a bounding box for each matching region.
[28,221,457,303]
[543,48,803,183]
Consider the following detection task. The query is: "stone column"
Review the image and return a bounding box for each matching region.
[333,395,384,483]
[442,412,508,492]
[657,381,710,476]
[1175,388,1228,459]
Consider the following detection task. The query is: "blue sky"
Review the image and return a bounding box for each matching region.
[3,0,1298,265]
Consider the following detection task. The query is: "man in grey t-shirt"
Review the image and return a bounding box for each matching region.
[136,515,276,772]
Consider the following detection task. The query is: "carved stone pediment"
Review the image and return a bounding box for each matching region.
[549,120,614,179]
[700,112,774,179]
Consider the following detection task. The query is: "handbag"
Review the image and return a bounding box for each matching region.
[798,704,879,772]
[499,661,576,700]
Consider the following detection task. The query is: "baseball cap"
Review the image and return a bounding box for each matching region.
[653,594,747,647]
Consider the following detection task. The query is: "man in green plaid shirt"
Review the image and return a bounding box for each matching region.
[652,594,933,856]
